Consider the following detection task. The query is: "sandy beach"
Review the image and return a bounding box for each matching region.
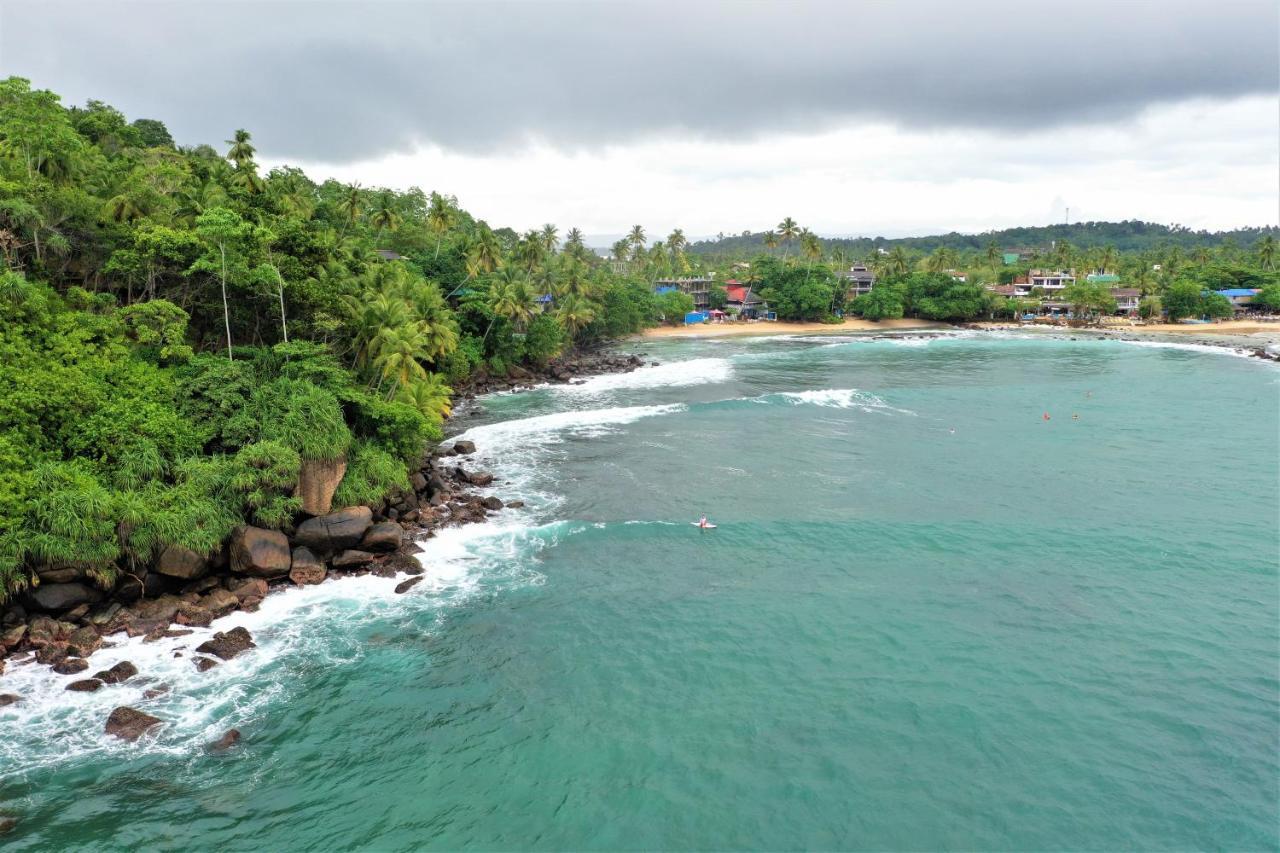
[639,317,948,340]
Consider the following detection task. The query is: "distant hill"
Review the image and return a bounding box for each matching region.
[689,221,1279,258]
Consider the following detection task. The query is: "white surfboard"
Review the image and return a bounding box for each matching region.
[690,522,717,529]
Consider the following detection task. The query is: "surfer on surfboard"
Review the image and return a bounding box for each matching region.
[694,515,716,529]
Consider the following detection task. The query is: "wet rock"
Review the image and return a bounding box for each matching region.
[66,679,103,692]
[480,496,504,511]
[0,816,14,835]
[93,660,138,685]
[228,577,268,604]
[288,546,326,586]
[298,456,348,516]
[370,563,397,578]
[332,549,374,568]
[134,594,182,623]
[30,582,101,612]
[453,440,477,455]
[207,728,241,752]
[0,693,19,706]
[195,626,255,661]
[89,602,124,627]
[105,706,163,741]
[230,526,292,578]
[142,685,170,700]
[36,565,84,585]
[53,657,89,675]
[25,616,59,648]
[64,603,91,621]
[34,644,67,666]
[292,506,373,555]
[200,588,240,618]
[143,627,193,643]
[193,656,219,672]
[1,624,27,652]
[175,603,213,628]
[181,575,222,596]
[409,472,429,493]
[154,544,210,580]
[114,574,144,603]
[462,469,494,487]
[361,522,402,553]
[65,626,102,657]
[394,576,423,594]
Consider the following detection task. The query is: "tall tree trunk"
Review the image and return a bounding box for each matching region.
[219,244,234,361]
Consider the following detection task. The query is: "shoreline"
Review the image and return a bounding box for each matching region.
[637,317,948,340]
[971,319,1280,339]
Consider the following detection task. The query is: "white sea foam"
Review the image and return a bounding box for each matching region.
[1111,339,1262,360]
[0,519,560,778]
[554,358,732,395]
[770,389,916,414]
[453,403,685,451]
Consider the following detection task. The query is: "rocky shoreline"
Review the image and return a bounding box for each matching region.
[0,346,654,758]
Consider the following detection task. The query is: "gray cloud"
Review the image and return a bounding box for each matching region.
[3,0,1276,162]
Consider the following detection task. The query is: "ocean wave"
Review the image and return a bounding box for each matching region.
[0,520,562,778]
[553,358,732,395]
[1110,339,1263,360]
[764,388,916,414]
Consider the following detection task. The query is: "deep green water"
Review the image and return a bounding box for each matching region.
[3,331,1278,850]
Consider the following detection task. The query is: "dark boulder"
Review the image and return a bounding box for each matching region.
[30,583,101,612]
[175,603,213,628]
[288,546,326,586]
[65,626,102,658]
[25,616,60,647]
[230,526,291,578]
[66,679,102,692]
[154,545,210,580]
[1,624,27,652]
[453,440,477,455]
[394,576,423,594]
[462,469,494,487]
[200,588,240,618]
[292,506,373,555]
[35,644,67,666]
[105,706,163,741]
[409,472,428,493]
[481,496,504,511]
[506,500,526,509]
[53,657,89,675]
[207,728,241,752]
[195,626,255,661]
[383,552,424,576]
[143,627,193,643]
[0,694,20,706]
[142,685,170,700]
[361,522,402,553]
[134,594,182,623]
[228,577,268,604]
[36,565,84,584]
[93,660,138,685]
[193,656,219,672]
[142,570,174,598]
[331,549,374,568]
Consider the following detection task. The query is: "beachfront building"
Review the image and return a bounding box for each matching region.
[1029,269,1075,294]
[1111,288,1141,315]
[723,281,769,320]
[945,269,968,282]
[1216,288,1260,313]
[836,264,877,300]
[655,275,714,311]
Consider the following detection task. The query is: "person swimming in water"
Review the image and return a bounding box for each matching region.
[699,515,709,528]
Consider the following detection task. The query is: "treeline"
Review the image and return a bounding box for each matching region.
[692,220,1280,262]
[0,77,680,600]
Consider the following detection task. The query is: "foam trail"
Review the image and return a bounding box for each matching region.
[1112,339,1262,360]
[554,358,732,395]
[453,403,685,450]
[766,389,916,414]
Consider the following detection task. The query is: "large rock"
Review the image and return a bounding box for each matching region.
[481,496,504,511]
[200,588,240,618]
[65,626,101,658]
[133,594,181,622]
[228,578,268,604]
[297,456,347,516]
[360,522,402,553]
[394,576,423,594]
[25,616,60,648]
[66,679,102,692]
[1,624,26,652]
[230,526,291,578]
[105,706,163,741]
[53,657,89,675]
[331,549,374,568]
[93,660,138,685]
[288,547,326,586]
[207,728,241,752]
[292,506,373,555]
[0,694,20,706]
[36,565,84,585]
[453,440,476,455]
[154,545,210,580]
[195,627,255,661]
[459,468,494,487]
[30,582,101,612]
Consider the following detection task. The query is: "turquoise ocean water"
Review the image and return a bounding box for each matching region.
[2,331,1278,850]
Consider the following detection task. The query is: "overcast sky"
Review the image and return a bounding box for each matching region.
[3,0,1277,239]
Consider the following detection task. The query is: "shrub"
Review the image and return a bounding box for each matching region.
[333,440,409,507]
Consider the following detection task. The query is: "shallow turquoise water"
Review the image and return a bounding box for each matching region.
[3,332,1278,850]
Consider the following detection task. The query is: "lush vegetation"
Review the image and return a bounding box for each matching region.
[0,77,670,600]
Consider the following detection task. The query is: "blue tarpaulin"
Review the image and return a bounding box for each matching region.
[684,311,708,325]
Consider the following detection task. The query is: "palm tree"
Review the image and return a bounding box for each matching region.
[371,191,401,241]
[611,238,631,264]
[555,293,596,343]
[396,374,453,421]
[777,217,800,257]
[102,193,144,224]
[1257,234,1276,271]
[985,240,1001,278]
[539,224,559,255]
[1191,246,1211,266]
[666,228,687,255]
[1099,245,1118,274]
[1052,239,1073,270]
[229,166,264,195]
[465,226,501,278]
[516,230,545,273]
[337,183,363,237]
[762,230,779,254]
[884,246,910,277]
[563,227,585,258]
[372,324,430,398]
[489,278,539,332]
[628,225,646,249]
[225,129,256,168]
[426,192,455,259]
[800,229,822,276]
